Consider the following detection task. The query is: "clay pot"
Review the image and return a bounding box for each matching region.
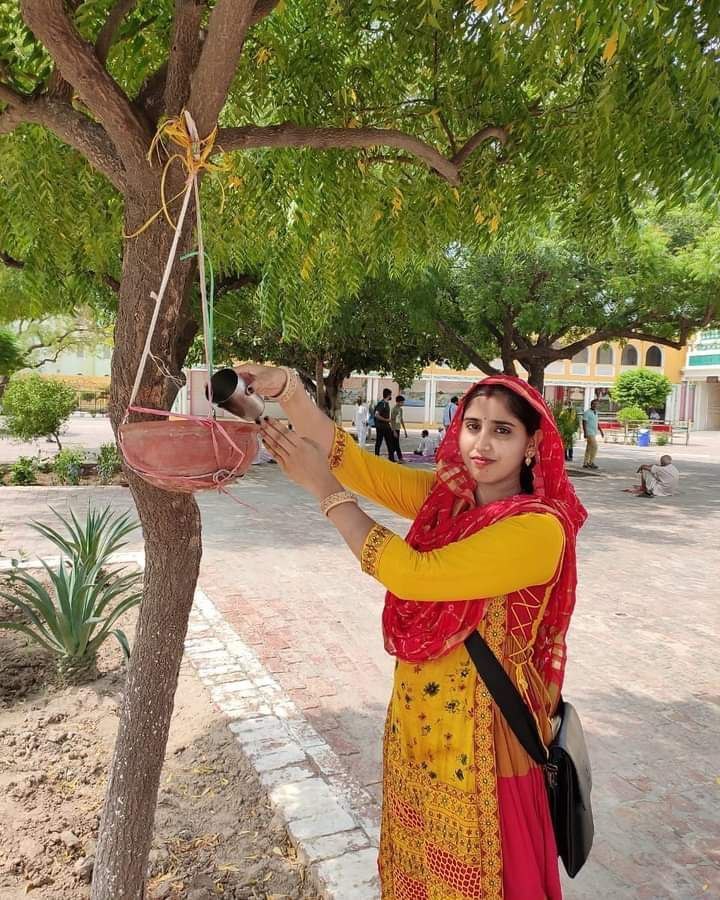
[119,418,259,493]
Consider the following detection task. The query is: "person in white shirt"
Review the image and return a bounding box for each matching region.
[628,454,680,497]
[413,429,437,458]
[354,397,369,446]
[442,396,458,428]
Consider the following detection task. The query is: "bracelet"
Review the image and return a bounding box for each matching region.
[267,367,299,403]
[320,490,357,517]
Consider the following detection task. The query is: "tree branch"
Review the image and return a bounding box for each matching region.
[136,63,167,122]
[249,0,280,26]
[0,250,25,269]
[476,312,505,345]
[1,248,121,293]
[0,81,27,106]
[518,327,689,365]
[103,274,121,292]
[0,96,125,191]
[95,0,137,65]
[21,0,151,172]
[165,0,204,117]
[187,0,257,136]
[435,318,500,376]
[218,123,462,183]
[451,125,510,169]
[215,273,258,296]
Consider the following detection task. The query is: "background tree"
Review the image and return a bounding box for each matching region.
[437,212,720,393]
[2,2,720,896]
[1,374,77,447]
[208,271,451,418]
[611,368,673,413]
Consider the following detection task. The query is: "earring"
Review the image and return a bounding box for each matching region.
[525,451,534,467]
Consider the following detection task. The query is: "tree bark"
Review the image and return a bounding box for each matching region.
[314,356,326,410]
[323,365,346,422]
[91,482,201,899]
[92,190,201,900]
[526,362,546,395]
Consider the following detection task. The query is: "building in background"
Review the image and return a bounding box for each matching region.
[338,339,685,426]
[678,329,720,430]
[181,337,689,427]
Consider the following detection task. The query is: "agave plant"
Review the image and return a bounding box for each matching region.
[30,506,139,571]
[0,506,143,675]
[0,560,142,672]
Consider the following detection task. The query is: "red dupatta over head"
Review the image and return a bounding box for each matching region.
[381,375,587,691]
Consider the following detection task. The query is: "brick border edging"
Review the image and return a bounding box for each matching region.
[186,588,381,899]
[1,551,381,899]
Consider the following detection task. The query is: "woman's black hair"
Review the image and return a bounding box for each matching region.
[464,383,542,494]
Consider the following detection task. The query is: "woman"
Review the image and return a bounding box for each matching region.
[243,364,586,900]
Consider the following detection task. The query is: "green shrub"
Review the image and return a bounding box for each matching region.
[0,506,143,675]
[2,375,77,449]
[655,433,669,446]
[97,442,122,484]
[10,456,38,485]
[617,405,648,426]
[53,449,85,485]
[611,368,672,412]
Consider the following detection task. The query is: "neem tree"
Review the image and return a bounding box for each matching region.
[436,209,720,393]
[2,1,720,895]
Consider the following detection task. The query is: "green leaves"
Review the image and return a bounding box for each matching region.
[0,327,24,375]
[611,368,673,412]
[30,506,140,572]
[1,374,76,442]
[3,0,720,349]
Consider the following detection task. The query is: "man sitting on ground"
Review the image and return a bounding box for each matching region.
[413,429,437,458]
[626,454,680,497]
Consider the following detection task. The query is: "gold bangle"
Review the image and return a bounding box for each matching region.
[267,366,299,403]
[320,490,357,517]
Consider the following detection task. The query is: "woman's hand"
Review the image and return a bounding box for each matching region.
[234,363,287,400]
[261,418,340,499]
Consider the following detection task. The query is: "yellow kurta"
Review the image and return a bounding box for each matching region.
[329,427,565,900]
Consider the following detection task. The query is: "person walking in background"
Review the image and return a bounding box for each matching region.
[582,399,604,469]
[390,395,408,463]
[443,395,459,428]
[373,388,395,459]
[354,396,369,446]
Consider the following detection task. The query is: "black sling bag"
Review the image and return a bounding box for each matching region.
[465,631,594,877]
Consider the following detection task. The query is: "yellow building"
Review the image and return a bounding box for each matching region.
[340,339,685,425]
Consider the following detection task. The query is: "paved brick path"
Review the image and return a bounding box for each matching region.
[1,440,719,898]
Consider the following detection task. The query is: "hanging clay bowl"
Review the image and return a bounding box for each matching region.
[119,418,259,493]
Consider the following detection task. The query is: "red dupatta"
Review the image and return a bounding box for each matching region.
[381,375,587,691]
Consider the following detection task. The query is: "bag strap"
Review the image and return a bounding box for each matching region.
[464,631,548,766]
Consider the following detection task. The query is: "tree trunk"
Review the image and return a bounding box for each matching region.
[92,189,201,900]
[0,375,8,400]
[323,366,345,422]
[526,362,546,395]
[314,356,326,410]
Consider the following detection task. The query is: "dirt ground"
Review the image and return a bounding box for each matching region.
[0,590,319,900]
